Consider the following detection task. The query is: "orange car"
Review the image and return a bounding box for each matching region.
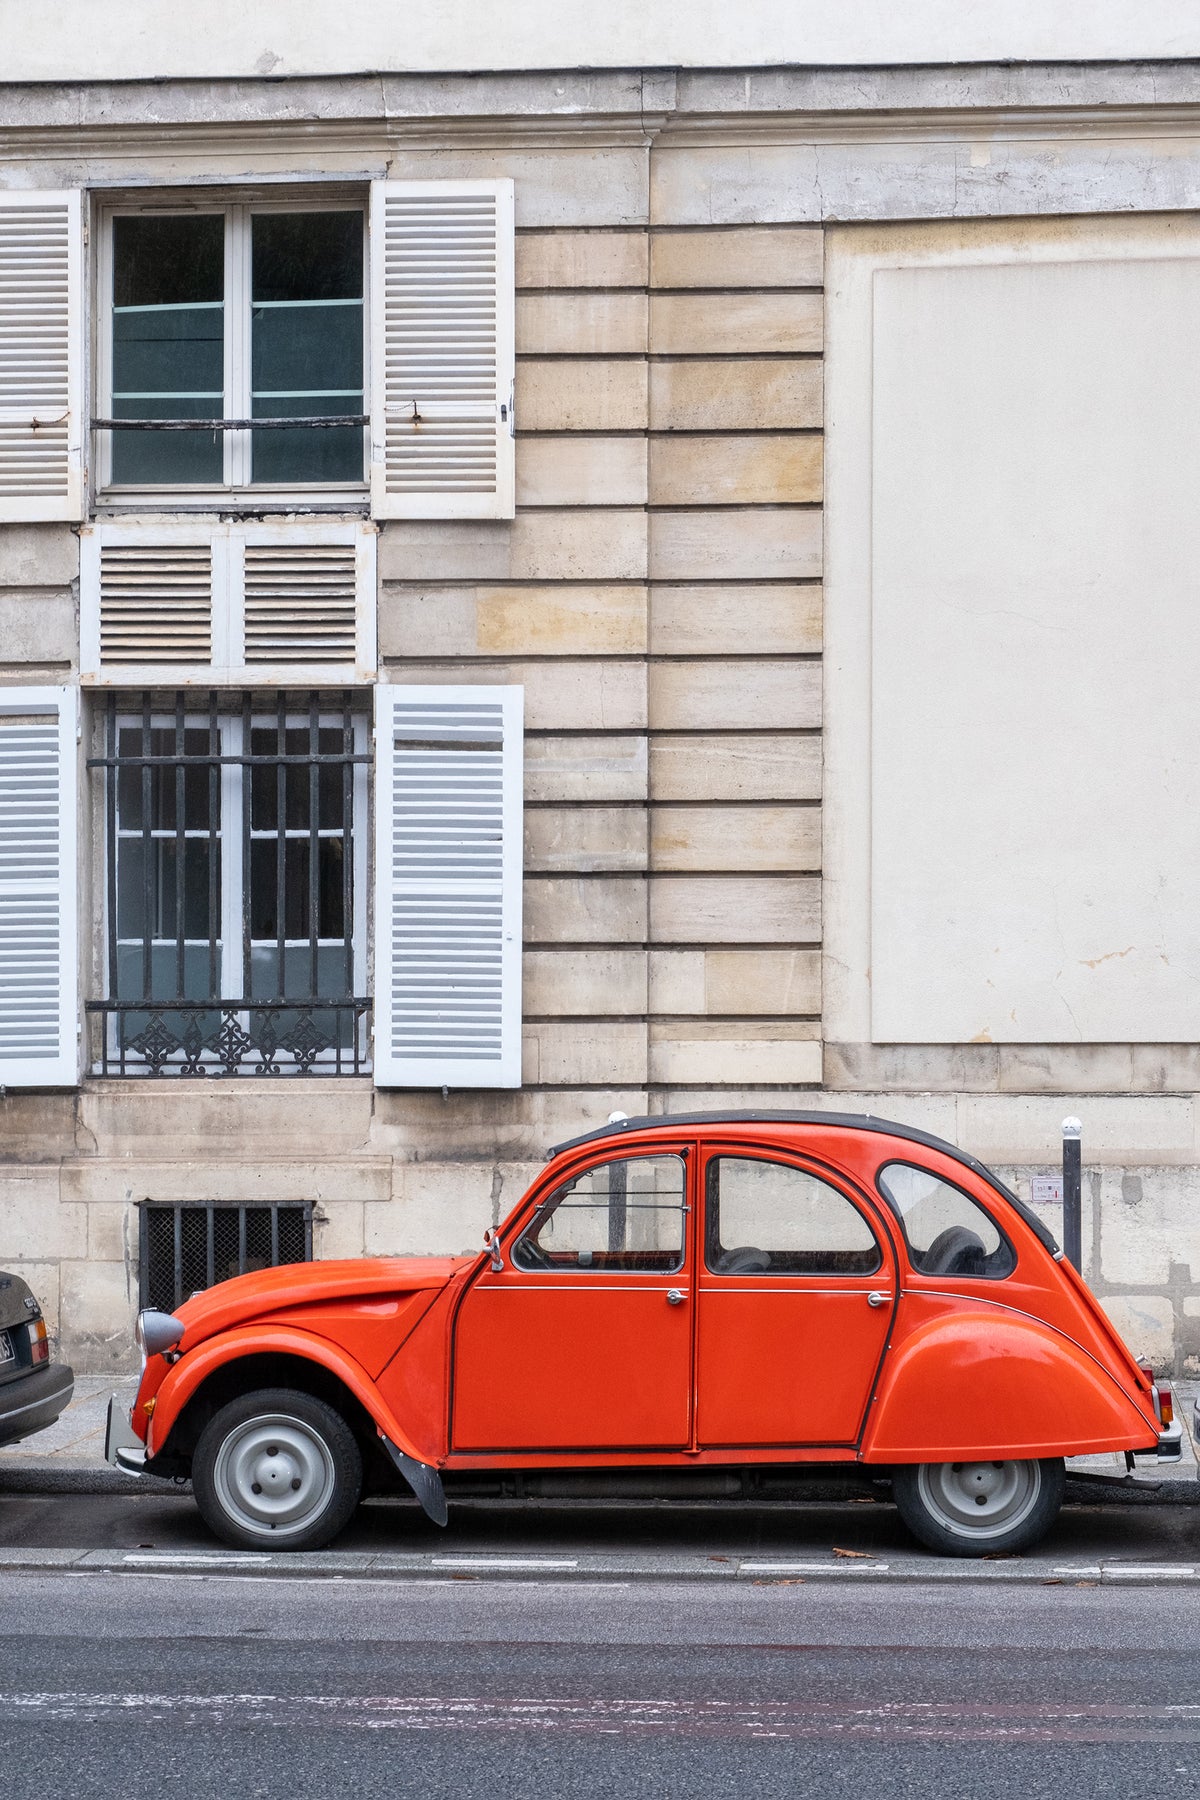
[105,1111,1180,1556]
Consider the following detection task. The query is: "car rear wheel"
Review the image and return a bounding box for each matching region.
[192,1388,362,1552]
[892,1456,1065,1557]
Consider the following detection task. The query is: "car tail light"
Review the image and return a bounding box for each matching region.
[1157,1384,1174,1427]
[28,1318,49,1365]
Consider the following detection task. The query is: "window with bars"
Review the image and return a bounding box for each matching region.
[138,1200,312,1310]
[87,690,371,1075]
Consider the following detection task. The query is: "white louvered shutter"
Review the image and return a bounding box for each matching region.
[0,687,79,1086]
[374,685,522,1088]
[0,191,84,522]
[369,180,515,520]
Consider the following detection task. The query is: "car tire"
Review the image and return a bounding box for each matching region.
[192,1388,363,1552]
[892,1456,1065,1557]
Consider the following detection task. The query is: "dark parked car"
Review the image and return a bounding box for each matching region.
[0,1270,73,1445]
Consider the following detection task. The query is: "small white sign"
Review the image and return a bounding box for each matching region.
[1031,1175,1063,1207]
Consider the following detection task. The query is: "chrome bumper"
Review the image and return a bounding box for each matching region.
[104,1393,147,1474]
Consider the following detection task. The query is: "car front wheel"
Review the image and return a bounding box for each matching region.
[192,1388,363,1552]
[892,1456,1065,1557]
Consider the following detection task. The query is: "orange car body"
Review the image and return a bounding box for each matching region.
[129,1113,1163,1486]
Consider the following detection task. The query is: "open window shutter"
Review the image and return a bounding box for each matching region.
[0,191,84,522]
[369,179,515,520]
[374,685,522,1088]
[0,687,79,1086]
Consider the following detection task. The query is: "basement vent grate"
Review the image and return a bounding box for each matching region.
[243,543,358,664]
[137,1200,313,1311]
[99,543,213,665]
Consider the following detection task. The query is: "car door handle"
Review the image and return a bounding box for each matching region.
[666,1288,687,1306]
[866,1291,893,1308]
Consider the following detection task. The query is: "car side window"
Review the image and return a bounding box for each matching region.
[511,1155,686,1274]
[704,1157,882,1276]
[877,1162,1016,1279]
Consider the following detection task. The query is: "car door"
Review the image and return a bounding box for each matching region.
[451,1148,695,1452]
[696,1147,897,1449]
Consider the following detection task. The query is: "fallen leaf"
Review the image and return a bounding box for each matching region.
[832,1547,874,1559]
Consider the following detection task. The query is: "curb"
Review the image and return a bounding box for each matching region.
[3,1546,1200,1588]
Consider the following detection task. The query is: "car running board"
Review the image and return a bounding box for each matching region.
[379,1434,449,1526]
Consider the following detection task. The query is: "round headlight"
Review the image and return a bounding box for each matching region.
[135,1308,184,1366]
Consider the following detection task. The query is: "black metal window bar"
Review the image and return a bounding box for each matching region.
[138,1199,313,1310]
[87,689,371,1076]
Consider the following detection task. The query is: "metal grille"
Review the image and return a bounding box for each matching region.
[138,1199,312,1311]
[87,689,370,1076]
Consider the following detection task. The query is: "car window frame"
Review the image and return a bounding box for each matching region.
[509,1148,691,1277]
[875,1158,1018,1281]
[702,1148,886,1279]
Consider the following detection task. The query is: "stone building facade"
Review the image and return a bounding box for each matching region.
[1,53,1200,1370]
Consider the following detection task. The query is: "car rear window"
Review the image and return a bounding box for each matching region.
[877,1162,1016,1279]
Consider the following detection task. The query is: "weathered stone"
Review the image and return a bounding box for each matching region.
[1099,1294,1174,1367]
[649,509,821,581]
[650,225,823,289]
[0,592,76,667]
[525,804,647,872]
[525,733,648,801]
[650,584,822,655]
[649,434,822,506]
[649,1025,822,1085]
[517,291,646,354]
[0,1170,84,1259]
[519,359,648,431]
[517,228,648,290]
[651,804,820,872]
[649,948,821,1015]
[379,510,647,583]
[649,658,821,731]
[381,582,647,657]
[524,1020,648,1084]
[649,292,822,355]
[998,1045,1136,1093]
[650,733,820,801]
[390,659,647,730]
[650,358,822,431]
[58,1260,135,1371]
[517,436,647,507]
[822,1042,1000,1093]
[524,875,648,943]
[957,1095,1195,1165]
[0,525,79,587]
[312,1202,366,1260]
[525,948,648,1016]
[649,876,821,944]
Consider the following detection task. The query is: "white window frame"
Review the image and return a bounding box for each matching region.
[95,193,370,510]
[98,697,370,1075]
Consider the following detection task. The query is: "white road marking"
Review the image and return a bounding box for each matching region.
[121,1553,272,1567]
[429,1556,579,1571]
[739,1560,890,1575]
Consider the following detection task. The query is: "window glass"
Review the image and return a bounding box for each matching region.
[111,214,225,485]
[877,1162,1016,1279]
[512,1156,686,1274]
[251,211,364,484]
[705,1157,882,1276]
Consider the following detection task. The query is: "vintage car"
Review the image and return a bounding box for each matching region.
[106,1111,1180,1557]
[0,1269,73,1447]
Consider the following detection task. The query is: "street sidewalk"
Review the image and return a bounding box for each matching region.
[1,1374,1197,1500]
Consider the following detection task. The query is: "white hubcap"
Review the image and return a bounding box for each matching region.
[917,1460,1041,1540]
[212,1414,336,1540]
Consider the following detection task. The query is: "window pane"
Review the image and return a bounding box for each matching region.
[513,1156,686,1274]
[706,1158,881,1276]
[111,215,224,485]
[877,1162,1016,1279]
[116,838,215,945]
[115,942,220,1006]
[250,211,363,485]
[249,836,345,942]
[116,727,213,832]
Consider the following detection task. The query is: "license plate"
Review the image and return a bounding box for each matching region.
[0,1330,13,1367]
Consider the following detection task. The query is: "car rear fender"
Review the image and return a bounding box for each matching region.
[147,1324,437,1471]
[861,1307,1160,1463]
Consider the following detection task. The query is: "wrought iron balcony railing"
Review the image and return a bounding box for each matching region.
[86,998,372,1077]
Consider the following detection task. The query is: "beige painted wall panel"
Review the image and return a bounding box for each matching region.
[650,584,822,655]
[517,436,648,508]
[650,358,822,432]
[526,804,648,872]
[519,358,649,432]
[517,291,647,355]
[381,582,647,658]
[649,509,821,581]
[650,804,820,871]
[651,226,823,290]
[650,293,823,356]
[380,510,647,583]
[517,229,649,290]
[525,734,648,802]
[704,948,822,1015]
[525,949,648,1016]
[651,733,820,801]
[524,1021,648,1085]
[649,876,821,943]
[525,876,648,943]
[649,659,821,731]
[392,659,646,731]
[648,1029,823,1085]
[649,435,822,506]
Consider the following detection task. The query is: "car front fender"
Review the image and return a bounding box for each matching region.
[146,1323,438,1473]
[861,1303,1160,1463]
